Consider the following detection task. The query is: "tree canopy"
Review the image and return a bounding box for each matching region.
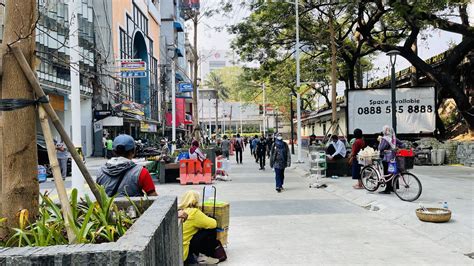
[220,0,474,133]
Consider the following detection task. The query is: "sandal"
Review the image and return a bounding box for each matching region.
[352,185,363,189]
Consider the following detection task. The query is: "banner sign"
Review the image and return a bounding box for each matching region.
[118,59,147,78]
[178,83,193,93]
[348,87,435,134]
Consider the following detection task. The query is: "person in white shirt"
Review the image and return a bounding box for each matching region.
[326,135,346,160]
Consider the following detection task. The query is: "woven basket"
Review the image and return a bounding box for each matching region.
[416,208,451,223]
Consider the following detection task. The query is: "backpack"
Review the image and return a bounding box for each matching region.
[234,139,241,150]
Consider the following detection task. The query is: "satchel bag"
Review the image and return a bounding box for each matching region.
[214,239,227,262]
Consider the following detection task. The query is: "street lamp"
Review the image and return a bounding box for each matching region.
[267,0,302,161]
[387,50,400,133]
[262,83,266,137]
[294,0,303,163]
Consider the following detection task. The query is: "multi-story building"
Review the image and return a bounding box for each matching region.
[92,0,162,154]
[160,0,194,138]
[200,49,237,80]
[0,0,96,156]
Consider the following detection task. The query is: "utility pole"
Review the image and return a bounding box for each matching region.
[239,94,243,135]
[262,83,266,136]
[69,0,84,195]
[192,10,200,139]
[215,92,219,135]
[329,6,338,135]
[171,59,176,151]
[1,0,39,237]
[290,95,295,154]
[294,0,303,163]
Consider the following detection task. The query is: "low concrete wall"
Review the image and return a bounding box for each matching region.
[0,196,181,266]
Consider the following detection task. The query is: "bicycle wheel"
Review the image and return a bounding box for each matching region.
[393,172,422,202]
[360,166,380,192]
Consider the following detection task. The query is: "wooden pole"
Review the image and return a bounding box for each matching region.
[38,106,77,244]
[0,0,39,239]
[10,46,103,206]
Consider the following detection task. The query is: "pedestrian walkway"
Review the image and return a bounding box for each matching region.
[156,150,472,265]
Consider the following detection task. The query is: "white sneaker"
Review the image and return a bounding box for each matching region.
[197,253,219,264]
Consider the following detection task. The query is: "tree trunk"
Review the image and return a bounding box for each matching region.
[356,59,363,88]
[0,0,38,239]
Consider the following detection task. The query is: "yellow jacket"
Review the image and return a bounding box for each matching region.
[182,207,217,261]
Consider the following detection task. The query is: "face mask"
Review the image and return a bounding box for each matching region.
[277,136,283,140]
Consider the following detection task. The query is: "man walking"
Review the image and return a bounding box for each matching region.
[106,136,114,159]
[251,135,259,162]
[220,135,231,160]
[266,134,273,158]
[270,133,291,192]
[234,134,244,164]
[256,135,267,170]
[56,141,68,180]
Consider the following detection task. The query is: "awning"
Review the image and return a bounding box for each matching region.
[174,21,184,32]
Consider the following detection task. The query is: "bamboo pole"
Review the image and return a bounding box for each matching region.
[38,106,77,244]
[10,45,103,206]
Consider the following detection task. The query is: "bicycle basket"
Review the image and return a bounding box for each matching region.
[357,155,379,166]
[397,156,414,172]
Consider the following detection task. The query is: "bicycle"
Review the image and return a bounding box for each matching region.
[359,156,422,202]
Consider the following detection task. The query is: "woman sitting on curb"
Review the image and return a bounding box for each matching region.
[180,190,220,265]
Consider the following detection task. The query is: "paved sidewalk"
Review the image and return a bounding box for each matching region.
[156,150,472,265]
[293,150,474,255]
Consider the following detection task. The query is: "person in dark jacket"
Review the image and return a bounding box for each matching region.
[266,135,273,157]
[270,133,291,192]
[96,134,157,197]
[256,136,267,170]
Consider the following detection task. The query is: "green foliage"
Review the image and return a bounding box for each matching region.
[4,186,137,247]
[204,71,230,100]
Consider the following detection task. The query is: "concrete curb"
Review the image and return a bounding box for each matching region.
[0,196,181,265]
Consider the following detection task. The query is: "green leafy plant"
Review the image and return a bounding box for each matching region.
[4,186,138,247]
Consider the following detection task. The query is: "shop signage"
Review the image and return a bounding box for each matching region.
[94,110,112,120]
[178,83,193,93]
[118,59,147,78]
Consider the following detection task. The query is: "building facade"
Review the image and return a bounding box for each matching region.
[0,0,96,156]
[200,49,237,80]
[160,0,193,138]
[91,0,162,155]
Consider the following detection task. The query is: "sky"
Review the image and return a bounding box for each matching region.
[190,0,470,84]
